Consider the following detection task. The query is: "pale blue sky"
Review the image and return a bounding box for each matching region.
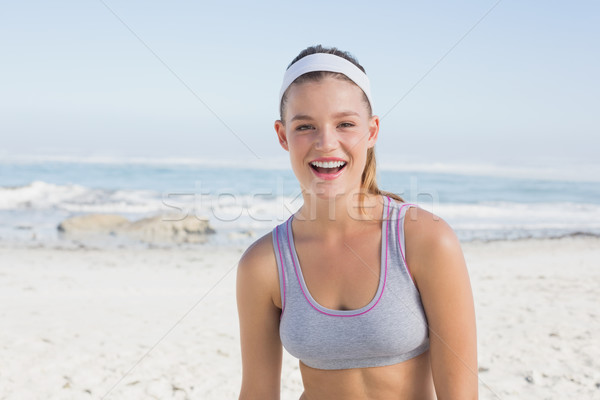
[1,1,598,169]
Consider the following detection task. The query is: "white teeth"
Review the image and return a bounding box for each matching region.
[310,160,347,168]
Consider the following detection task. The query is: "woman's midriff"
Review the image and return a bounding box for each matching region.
[297,350,436,400]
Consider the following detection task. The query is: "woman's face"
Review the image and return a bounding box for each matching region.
[275,76,379,201]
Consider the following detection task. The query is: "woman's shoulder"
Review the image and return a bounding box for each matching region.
[382,195,453,247]
[398,201,464,289]
[239,230,278,271]
[396,201,458,248]
[237,231,280,300]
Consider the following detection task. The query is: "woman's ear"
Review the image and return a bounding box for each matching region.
[366,115,380,148]
[274,120,289,151]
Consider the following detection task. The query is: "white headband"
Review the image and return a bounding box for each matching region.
[278,53,373,111]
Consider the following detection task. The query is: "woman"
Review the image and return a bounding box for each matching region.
[236,45,478,400]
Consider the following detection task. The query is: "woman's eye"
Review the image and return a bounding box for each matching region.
[296,125,314,131]
[338,122,355,128]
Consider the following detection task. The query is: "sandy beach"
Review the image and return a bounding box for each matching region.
[1,236,599,399]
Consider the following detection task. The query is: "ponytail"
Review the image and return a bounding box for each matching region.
[360,147,404,214]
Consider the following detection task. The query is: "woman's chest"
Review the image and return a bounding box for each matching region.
[295,235,382,311]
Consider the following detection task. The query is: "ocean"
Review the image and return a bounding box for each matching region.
[1,157,599,248]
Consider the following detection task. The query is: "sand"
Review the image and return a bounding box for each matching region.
[1,236,599,399]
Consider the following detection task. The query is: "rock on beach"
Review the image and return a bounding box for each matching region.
[57,214,130,234]
[57,213,215,244]
[124,214,216,243]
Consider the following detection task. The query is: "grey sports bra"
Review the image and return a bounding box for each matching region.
[271,196,430,370]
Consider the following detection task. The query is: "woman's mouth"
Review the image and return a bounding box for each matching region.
[309,160,347,176]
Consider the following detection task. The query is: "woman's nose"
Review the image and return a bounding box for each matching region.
[314,125,338,151]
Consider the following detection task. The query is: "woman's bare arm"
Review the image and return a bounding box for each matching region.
[406,208,478,400]
[236,233,283,400]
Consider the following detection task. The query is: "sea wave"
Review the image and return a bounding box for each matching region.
[1,180,599,245]
[0,181,161,213]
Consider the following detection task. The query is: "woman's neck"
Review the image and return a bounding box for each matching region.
[293,190,384,235]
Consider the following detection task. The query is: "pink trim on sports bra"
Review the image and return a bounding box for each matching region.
[275,225,286,320]
[397,203,417,287]
[285,196,391,317]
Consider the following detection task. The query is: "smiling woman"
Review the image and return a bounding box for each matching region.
[277,75,372,201]
[276,47,400,212]
[236,45,478,400]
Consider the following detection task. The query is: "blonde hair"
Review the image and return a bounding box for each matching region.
[360,147,405,213]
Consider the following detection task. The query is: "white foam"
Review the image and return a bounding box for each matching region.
[0,181,161,213]
[1,179,599,246]
[421,201,600,240]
